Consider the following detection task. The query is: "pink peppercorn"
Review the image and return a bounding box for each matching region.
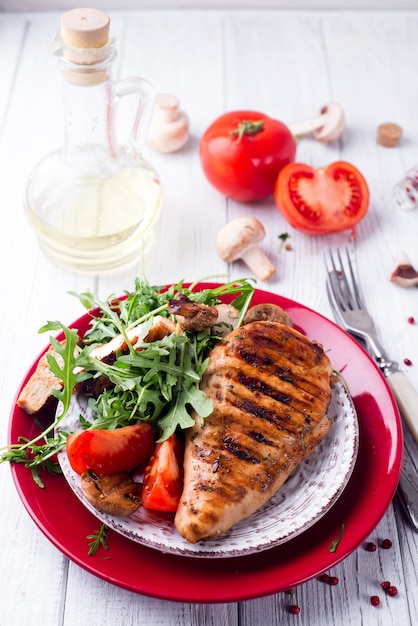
[329,576,339,586]
[370,596,380,607]
[381,581,391,590]
[381,538,393,549]
[387,586,398,597]
[365,541,377,552]
[404,358,413,366]
[408,316,415,324]
[319,573,330,583]
[288,605,301,615]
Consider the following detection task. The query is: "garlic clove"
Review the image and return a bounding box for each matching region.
[389,252,418,287]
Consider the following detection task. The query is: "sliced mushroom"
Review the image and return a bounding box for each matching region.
[390,253,418,287]
[287,102,345,143]
[81,470,142,516]
[211,303,240,336]
[216,216,276,281]
[243,303,293,326]
[168,294,219,331]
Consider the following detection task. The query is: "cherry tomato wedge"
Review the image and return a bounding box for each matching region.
[142,433,184,513]
[199,111,296,202]
[274,161,369,235]
[66,423,155,476]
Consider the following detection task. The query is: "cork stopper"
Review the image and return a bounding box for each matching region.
[377,122,403,148]
[57,9,113,85]
[60,8,110,50]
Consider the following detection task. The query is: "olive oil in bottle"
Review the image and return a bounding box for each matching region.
[25,8,162,274]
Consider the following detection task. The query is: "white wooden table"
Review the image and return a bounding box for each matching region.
[1,7,418,625]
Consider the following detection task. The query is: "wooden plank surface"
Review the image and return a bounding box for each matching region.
[1,8,418,625]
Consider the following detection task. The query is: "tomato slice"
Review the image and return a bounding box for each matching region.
[274,161,369,235]
[142,433,184,513]
[66,423,155,476]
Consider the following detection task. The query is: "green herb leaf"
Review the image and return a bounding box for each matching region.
[87,523,110,556]
[329,523,345,553]
[278,232,291,252]
[2,275,256,479]
[0,323,87,475]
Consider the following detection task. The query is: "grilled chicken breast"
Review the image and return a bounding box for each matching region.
[174,320,333,543]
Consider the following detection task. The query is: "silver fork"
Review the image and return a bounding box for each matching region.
[325,247,390,365]
[325,245,418,530]
[324,245,418,441]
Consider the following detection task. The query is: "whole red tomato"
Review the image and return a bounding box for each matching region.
[199,111,296,202]
[66,423,155,476]
[274,161,369,235]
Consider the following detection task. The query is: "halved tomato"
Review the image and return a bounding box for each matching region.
[274,161,369,235]
[66,423,155,476]
[142,433,184,513]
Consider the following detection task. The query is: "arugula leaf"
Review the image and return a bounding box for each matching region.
[0,323,87,474]
[2,275,256,477]
[75,277,255,441]
[43,326,81,418]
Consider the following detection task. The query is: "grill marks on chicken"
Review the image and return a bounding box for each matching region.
[174,320,333,543]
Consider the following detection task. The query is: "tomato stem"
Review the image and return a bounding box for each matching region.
[230,120,264,142]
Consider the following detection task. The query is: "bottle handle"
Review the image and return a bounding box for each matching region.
[114,77,156,152]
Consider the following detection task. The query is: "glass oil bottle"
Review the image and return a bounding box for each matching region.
[24,8,162,273]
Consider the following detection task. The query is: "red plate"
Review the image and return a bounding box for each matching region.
[8,285,402,603]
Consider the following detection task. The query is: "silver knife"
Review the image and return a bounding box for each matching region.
[338,331,418,532]
[398,441,418,530]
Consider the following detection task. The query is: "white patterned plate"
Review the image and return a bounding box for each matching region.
[57,378,358,558]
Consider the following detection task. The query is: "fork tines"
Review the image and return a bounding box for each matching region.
[324,247,362,312]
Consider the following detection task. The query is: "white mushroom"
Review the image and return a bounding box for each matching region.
[287,102,345,143]
[146,92,190,153]
[212,303,240,336]
[389,252,418,287]
[216,216,276,281]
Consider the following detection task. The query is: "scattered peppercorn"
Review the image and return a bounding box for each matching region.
[404,358,413,366]
[381,581,391,591]
[381,538,393,549]
[365,541,377,552]
[370,595,380,607]
[288,605,301,615]
[407,316,415,324]
[329,576,339,586]
[318,573,330,583]
[387,586,398,597]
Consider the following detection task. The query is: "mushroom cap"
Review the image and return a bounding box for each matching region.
[389,252,418,286]
[243,303,293,326]
[216,216,266,262]
[314,102,345,143]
